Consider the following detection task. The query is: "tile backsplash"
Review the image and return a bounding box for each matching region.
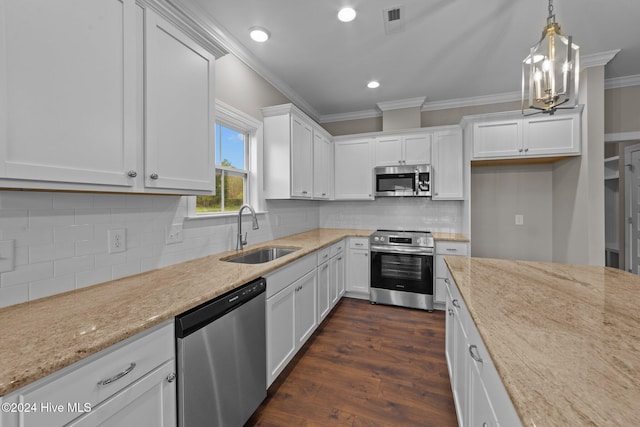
[0,191,463,308]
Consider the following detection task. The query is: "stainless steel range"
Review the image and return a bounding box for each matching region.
[369,230,434,311]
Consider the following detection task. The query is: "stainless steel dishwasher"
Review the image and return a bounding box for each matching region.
[175,277,266,427]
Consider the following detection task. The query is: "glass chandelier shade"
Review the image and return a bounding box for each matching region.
[522,1,579,114]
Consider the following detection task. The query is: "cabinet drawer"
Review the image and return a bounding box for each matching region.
[317,247,332,265]
[265,253,316,298]
[330,240,345,257]
[436,241,468,256]
[349,238,369,250]
[11,321,174,427]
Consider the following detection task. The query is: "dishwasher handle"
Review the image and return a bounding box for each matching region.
[175,277,266,338]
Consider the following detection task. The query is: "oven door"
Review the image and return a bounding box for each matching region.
[370,248,433,295]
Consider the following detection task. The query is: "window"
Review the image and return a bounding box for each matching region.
[196,123,249,214]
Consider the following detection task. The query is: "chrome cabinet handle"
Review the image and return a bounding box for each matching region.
[150,173,159,180]
[337,257,343,261]
[448,308,454,316]
[444,278,450,284]
[97,362,136,386]
[524,148,529,152]
[322,264,329,271]
[166,372,176,383]
[446,248,458,252]
[452,299,460,308]
[127,170,137,178]
[469,345,483,363]
[302,190,308,194]
[354,243,363,247]
[519,148,524,153]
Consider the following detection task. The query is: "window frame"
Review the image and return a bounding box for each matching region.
[187,100,262,218]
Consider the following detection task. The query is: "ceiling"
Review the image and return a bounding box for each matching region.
[175,0,640,121]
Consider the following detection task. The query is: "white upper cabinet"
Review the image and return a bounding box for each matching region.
[290,114,314,198]
[0,0,137,188]
[432,128,464,200]
[470,109,582,161]
[263,104,332,200]
[144,9,216,192]
[334,138,374,200]
[0,0,222,194]
[313,131,332,199]
[374,133,431,166]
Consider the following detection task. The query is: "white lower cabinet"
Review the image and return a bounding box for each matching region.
[0,322,176,427]
[434,241,469,307]
[345,238,370,298]
[317,241,346,324]
[265,255,318,386]
[330,242,346,306]
[445,269,522,427]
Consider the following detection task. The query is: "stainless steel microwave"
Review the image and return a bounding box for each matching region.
[374,164,431,197]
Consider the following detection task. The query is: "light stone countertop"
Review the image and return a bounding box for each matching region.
[445,256,640,427]
[0,228,374,397]
[432,232,469,242]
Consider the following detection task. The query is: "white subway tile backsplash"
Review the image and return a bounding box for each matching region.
[0,189,461,309]
[30,275,75,300]
[54,256,94,277]
[30,242,75,263]
[1,262,54,288]
[53,224,94,244]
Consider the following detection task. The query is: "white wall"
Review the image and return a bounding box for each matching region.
[471,165,553,262]
[0,191,318,308]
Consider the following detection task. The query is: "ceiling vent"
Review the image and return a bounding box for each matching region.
[383,6,405,34]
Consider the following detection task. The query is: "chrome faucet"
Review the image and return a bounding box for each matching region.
[236,204,259,250]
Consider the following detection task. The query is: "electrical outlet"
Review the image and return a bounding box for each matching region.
[166,223,184,245]
[515,214,524,225]
[108,229,126,254]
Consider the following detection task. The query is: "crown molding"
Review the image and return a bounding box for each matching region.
[377,97,426,111]
[581,49,620,69]
[605,74,640,89]
[319,109,382,123]
[167,0,321,122]
[421,91,521,112]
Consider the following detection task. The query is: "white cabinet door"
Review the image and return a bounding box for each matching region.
[317,262,331,322]
[468,355,499,427]
[144,10,215,192]
[334,138,373,200]
[346,241,370,296]
[523,114,580,156]
[432,129,464,200]
[403,133,432,165]
[453,306,470,427]
[313,132,331,199]
[0,0,137,187]
[336,252,346,300]
[266,283,296,386]
[290,115,313,198]
[68,360,176,427]
[294,271,318,347]
[374,136,403,166]
[472,120,522,159]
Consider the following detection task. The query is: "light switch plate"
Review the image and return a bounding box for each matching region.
[0,239,15,273]
[515,214,524,225]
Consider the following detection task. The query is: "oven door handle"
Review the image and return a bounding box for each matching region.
[370,245,434,255]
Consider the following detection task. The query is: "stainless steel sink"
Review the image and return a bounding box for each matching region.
[222,247,299,264]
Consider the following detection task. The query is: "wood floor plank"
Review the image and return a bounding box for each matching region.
[247,298,458,427]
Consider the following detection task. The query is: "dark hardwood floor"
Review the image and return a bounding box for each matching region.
[246,298,458,427]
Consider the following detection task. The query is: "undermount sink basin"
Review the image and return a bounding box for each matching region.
[222,246,300,264]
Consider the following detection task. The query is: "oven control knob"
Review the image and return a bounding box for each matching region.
[380,237,385,242]
[374,236,379,242]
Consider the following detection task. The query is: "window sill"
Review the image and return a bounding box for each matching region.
[185,210,268,222]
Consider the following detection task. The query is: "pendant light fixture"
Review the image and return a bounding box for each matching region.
[522,0,579,115]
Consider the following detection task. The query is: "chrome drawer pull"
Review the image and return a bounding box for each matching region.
[448,308,454,316]
[469,345,483,363]
[166,372,176,383]
[452,299,460,308]
[446,248,458,252]
[98,362,136,386]
[444,278,450,284]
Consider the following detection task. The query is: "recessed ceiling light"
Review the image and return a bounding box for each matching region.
[338,7,357,22]
[367,81,380,89]
[249,27,270,42]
